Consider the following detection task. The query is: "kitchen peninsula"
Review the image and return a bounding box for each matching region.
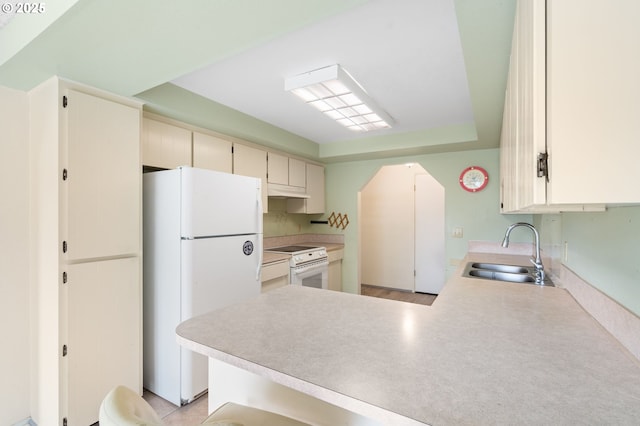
[176,253,640,425]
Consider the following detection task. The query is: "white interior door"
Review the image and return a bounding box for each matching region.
[360,165,415,291]
[361,165,445,293]
[415,174,445,294]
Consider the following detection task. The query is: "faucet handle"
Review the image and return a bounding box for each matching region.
[529,257,543,267]
[529,257,545,284]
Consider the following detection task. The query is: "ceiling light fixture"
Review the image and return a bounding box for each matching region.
[285,64,393,132]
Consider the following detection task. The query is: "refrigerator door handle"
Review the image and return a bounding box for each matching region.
[256,182,263,233]
[256,185,263,281]
[256,247,262,281]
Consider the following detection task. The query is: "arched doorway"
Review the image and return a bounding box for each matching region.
[358,164,445,294]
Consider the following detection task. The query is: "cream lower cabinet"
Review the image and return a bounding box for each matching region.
[287,163,325,214]
[142,117,191,169]
[328,249,344,292]
[261,260,290,292]
[233,143,268,212]
[29,77,142,426]
[67,257,141,424]
[501,0,639,212]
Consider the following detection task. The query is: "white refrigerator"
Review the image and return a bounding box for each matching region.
[143,166,263,406]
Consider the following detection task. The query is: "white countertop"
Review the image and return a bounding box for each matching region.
[176,252,640,425]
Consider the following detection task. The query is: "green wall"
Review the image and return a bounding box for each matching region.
[137,81,640,315]
[555,207,640,316]
[324,148,531,294]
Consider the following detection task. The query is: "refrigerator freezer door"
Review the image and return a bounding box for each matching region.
[180,167,262,238]
[179,233,262,403]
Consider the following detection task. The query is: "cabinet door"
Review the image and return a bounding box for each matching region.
[261,260,290,293]
[547,0,640,204]
[233,143,268,212]
[289,158,306,188]
[305,163,325,214]
[287,163,325,214]
[267,152,288,184]
[328,260,342,292]
[66,90,141,260]
[67,257,141,426]
[193,132,232,173]
[142,118,191,169]
[500,0,546,213]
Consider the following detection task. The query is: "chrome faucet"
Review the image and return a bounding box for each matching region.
[501,222,545,285]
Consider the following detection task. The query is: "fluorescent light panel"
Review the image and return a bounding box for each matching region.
[285,64,393,132]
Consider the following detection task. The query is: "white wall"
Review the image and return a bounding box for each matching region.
[0,85,30,422]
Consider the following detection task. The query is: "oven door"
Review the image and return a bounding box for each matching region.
[290,260,328,289]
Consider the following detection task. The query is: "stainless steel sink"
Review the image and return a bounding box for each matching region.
[462,262,554,286]
[470,262,529,274]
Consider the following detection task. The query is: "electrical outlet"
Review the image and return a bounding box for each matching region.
[452,227,463,238]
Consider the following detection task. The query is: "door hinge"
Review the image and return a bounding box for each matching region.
[537,152,549,182]
[63,417,67,426]
[62,344,68,357]
[62,168,68,181]
[62,271,67,284]
[62,241,68,253]
[62,96,68,108]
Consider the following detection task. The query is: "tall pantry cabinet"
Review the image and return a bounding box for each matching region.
[29,77,142,425]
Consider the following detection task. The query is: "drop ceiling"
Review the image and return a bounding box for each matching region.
[0,0,516,161]
[171,0,472,145]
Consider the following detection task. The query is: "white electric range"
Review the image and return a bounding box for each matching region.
[265,245,328,289]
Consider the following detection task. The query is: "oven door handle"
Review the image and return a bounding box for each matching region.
[293,262,328,275]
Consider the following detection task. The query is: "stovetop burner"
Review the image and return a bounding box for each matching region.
[266,245,328,267]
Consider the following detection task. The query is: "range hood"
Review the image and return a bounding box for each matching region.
[267,183,310,199]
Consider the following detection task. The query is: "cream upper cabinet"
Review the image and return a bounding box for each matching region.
[233,143,268,212]
[546,0,640,205]
[499,0,546,213]
[267,152,288,185]
[142,117,191,169]
[287,163,325,214]
[267,153,306,188]
[67,89,141,260]
[193,131,232,173]
[289,158,306,188]
[500,0,639,212]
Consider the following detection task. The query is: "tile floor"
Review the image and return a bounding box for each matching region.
[143,390,209,425]
[360,284,437,305]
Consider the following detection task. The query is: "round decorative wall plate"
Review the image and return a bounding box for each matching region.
[459,166,489,192]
